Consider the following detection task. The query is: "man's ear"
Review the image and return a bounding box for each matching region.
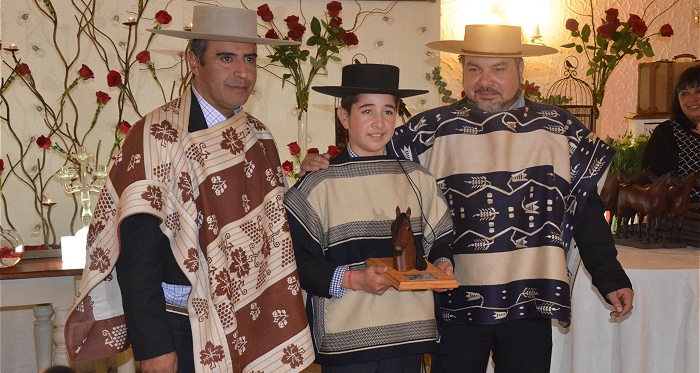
[187,50,200,77]
[337,107,350,130]
[517,60,525,84]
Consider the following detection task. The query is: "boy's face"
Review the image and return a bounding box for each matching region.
[338,94,397,157]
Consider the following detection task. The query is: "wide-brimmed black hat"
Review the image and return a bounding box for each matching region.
[312,64,428,98]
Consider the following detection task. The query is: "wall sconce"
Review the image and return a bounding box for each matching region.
[530,24,543,44]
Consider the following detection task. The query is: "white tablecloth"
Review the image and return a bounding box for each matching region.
[551,246,699,373]
[484,246,699,373]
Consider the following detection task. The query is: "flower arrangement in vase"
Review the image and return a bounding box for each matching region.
[562,0,677,105]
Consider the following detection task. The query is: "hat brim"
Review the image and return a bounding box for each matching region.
[426,40,557,57]
[312,86,429,99]
[147,29,301,46]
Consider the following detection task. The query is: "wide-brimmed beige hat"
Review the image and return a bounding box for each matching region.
[148,6,299,46]
[427,24,557,57]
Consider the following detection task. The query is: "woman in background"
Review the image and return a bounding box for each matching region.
[642,65,700,203]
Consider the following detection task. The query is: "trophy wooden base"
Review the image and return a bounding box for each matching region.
[366,257,459,291]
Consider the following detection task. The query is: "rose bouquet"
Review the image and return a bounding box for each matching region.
[562,2,676,105]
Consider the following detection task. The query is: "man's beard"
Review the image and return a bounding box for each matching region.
[466,87,511,113]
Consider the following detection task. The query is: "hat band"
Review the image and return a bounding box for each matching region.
[461,48,523,56]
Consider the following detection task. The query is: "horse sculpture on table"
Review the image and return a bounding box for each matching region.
[601,169,632,226]
[391,207,427,272]
[616,172,682,243]
[613,168,658,238]
[667,171,700,242]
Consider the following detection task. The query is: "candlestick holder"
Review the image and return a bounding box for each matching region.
[56,148,107,228]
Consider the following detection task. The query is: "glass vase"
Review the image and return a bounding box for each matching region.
[0,227,25,268]
[297,108,308,155]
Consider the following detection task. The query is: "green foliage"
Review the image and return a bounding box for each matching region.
[607,132,649,175]
[520,80,572,105]
[426,67,458,104]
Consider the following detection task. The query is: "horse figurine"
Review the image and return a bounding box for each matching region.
[667,171,700,242]
[616,172,682,243]
[601,169,632,226]
[621,168,658,238]
[391,207,427,272]
[630,167,657,186]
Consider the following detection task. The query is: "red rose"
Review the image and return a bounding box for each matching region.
[155,10,172,25]
[596,23,617,39]
[338,32,358,46]
[265,29,279,39]
[118,121,131,135]
[327,145,341,158]
[95,91,111,105]
[288,23,306,40]
[659,23,673,37]
[565,18,579,32]
[136,50,151,64]
[307,148,319,154]
[605,8,620,25]
[107,70,122,87]
[282,160,294,174]
[461,90,466,98]
[78,64,94,80]
[0,159,5,173]
[523,84,537,96]
[287,141,301,156]
[36,135,51,149]
[627,14,641,25]
[329,17,342,29]
[284,15,300,28]
[16,63,31,76]
[257,4,274,22]
[326,1,343,18]
[630,19,647,37]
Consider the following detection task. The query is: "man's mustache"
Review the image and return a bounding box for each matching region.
[474,87,501,95]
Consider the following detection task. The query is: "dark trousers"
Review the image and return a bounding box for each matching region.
[431,318,552,373]
[322,353,424,373]
[166,311,195,373]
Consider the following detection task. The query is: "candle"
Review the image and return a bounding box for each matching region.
[127,17,136,23]
[10,43,17,49]
[184,22,193,31]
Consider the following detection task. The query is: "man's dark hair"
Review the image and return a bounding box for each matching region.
[671,65,700,129]
[190,39,208,66]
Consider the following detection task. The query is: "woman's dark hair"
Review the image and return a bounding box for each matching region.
[671,65,700,130]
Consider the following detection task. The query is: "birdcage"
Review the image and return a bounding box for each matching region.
[546,56,599,132]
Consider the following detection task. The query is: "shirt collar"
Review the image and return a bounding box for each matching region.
[192,86,242,128]
[507,90,526,110]
[346,143,387,158]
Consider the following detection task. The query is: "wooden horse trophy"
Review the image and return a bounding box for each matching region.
[390,207,427,272]
[667,171,700,242]
[616,172,682,243]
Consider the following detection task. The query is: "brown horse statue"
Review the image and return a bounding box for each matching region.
[667,171,700,242]
[630,167,657,186]
[391,207,427,272]
[621,168,658,238]
[616,172,683,243]
[601,169,632,225]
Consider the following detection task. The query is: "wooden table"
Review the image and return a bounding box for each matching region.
[0,258,82,372]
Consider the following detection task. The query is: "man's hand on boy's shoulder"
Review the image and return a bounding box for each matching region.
[299,152,331,177]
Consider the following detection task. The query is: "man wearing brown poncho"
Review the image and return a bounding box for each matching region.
[64,6,313,373]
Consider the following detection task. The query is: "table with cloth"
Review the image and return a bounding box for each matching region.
[483,245,698,373]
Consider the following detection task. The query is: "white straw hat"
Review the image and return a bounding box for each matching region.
[427,24,557,57]
[148,6,300,46]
